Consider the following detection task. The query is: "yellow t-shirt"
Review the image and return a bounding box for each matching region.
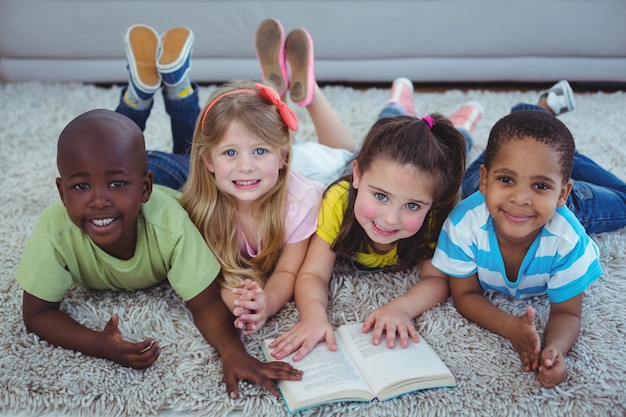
[316,181,398,269]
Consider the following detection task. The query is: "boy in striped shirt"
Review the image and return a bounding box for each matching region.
[432,109,602,389]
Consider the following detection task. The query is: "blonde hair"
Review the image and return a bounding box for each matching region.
[180,80,293,288]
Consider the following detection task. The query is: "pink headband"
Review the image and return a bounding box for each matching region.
[200,83,298,131]
[421,115,435,128]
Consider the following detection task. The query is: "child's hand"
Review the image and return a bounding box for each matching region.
[220,348,303,399]
[362,301,419,348]
[232,279,269,334]
[100,313,160,369]
[268,318,336,361]
[537,346,568,388]
[507,305,541,372]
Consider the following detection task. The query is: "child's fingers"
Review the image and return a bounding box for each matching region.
[384,324,398,348]
[362,313,375,333]
[233,298,260,312]
[104,313,120,333]
[407,325,420,344]
[540,347,557,369]
[240,279,260,290]
[524,305,536,325]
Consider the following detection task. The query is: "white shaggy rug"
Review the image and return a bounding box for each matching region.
[1,82,625,417]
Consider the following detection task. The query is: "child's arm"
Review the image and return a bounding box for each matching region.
[232,238,310,334]
[22,291,160,368]
[362,258,449,348]
[537,294,583,388]
[449,274,542,373]
[186,280,303,399]
[268,234,337,361]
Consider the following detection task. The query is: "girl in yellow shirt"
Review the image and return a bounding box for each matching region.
[268,79,475,361]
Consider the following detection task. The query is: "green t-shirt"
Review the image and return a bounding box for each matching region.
[317,181,398,269]
[15,185,220,302]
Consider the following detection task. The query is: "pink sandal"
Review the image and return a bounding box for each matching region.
[285,28,315,107]
[254,18,288,96]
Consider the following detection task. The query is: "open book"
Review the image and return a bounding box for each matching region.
[262,322,456,412]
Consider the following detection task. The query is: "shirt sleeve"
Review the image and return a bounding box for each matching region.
[14,203,74,302]
[316,181,349,246]
[431,210,479,278]
[283,171,325,244]
[544,212,603,303]
[166,217,221,301]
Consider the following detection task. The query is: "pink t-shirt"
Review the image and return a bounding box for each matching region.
[239,170,325,257]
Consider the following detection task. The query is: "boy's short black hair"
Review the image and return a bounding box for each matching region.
[484,110,575,182]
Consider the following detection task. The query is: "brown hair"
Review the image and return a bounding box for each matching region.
[330,114,467,271]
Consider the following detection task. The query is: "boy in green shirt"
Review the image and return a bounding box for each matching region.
[15,109,301,397]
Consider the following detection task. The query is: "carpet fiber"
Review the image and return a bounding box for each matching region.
[1,82,625,417]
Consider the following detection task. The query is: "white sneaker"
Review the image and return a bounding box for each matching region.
[540,80,576,116]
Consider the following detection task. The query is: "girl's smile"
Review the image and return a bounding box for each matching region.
[205,122,284,208]
[352,158,435,249]
[372,221,398,236]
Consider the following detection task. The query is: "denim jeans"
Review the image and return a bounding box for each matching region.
[462,103,626,234]
[115,82,200,154]
[146,151,190,191]
[115,83,200,190]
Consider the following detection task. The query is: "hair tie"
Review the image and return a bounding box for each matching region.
[200,83,298,131]
[421,115,435,129]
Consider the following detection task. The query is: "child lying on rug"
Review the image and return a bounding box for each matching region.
[14,109,302,398]
[267,78,474,361]
[432,81,622,387]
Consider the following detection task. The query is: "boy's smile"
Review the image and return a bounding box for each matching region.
[479,137,572,246]
[56,113,152,259]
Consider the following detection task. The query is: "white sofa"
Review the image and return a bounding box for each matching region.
[1,0,625,85]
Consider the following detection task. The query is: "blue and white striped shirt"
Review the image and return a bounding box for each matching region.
[432,192,602,303]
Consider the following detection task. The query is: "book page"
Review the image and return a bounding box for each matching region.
[262,337,374,410]
[337,322,455,400]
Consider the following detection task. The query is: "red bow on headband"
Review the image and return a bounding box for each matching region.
[200,83,299,131]
[255,83,299,131]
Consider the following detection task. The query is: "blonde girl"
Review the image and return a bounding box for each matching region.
[181,80,324,334]
[268,112,468,361]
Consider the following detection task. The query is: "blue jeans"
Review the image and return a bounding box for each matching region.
[377,103,474,156]
[462,103,626,234]
[146,151,190,191]
[115,83,199,189]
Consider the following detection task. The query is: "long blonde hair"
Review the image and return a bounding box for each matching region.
[180,80,293,288]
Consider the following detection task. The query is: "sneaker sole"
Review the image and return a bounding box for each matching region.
[254,19,287,96]
[285,28,315,107]
[126,25,160,91]
[158,27,193,72]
